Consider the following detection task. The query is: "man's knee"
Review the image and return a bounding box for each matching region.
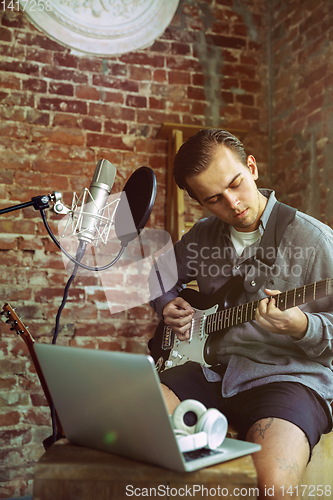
[161,383,180,414]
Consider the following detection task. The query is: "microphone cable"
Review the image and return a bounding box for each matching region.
[40,209,126,272]
[51,239,87,345]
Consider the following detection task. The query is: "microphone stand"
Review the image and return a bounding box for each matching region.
[0,194,55,215]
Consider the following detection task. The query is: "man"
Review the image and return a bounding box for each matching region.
[149,129,333,499]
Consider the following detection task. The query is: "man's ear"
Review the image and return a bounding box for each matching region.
[247,155,258,180]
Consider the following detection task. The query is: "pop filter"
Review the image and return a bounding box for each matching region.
[115,167,157,246]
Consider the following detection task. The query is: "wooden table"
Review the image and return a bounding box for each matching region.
[33,439,258,499]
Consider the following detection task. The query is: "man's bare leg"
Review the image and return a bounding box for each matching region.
[246,417,310,500]
[161,383,180,414]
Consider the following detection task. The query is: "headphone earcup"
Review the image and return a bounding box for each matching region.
[197,409,228,449]
[172,399,207,434]
[172,399,228,451]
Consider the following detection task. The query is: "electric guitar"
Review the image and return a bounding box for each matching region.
[149,275,333,373]
[1,303,64,438]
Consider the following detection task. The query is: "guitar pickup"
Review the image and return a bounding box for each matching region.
[162,325,174,350]
[199,313,207,340]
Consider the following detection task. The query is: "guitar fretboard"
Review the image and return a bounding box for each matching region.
[205,278,333,334]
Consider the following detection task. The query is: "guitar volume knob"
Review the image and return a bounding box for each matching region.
[171,350,178,358]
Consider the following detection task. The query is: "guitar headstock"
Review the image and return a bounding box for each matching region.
[1,303,34,344]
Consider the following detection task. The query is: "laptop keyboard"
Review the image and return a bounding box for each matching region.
[183,448,224,462]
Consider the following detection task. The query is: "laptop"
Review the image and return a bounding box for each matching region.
[34,344,260,472]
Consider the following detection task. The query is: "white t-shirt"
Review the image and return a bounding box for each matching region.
[230,226,260,256]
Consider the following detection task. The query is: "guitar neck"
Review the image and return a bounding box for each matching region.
[206,278,333,333]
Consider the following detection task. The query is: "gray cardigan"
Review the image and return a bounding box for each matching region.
[150,191,333,421]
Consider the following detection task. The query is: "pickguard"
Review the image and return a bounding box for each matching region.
[163,303,219,369]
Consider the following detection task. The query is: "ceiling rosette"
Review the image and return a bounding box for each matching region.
[20,0,180,56]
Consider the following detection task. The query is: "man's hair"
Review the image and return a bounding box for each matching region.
[173,129,248,201]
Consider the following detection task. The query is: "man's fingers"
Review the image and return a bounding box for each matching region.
[162,297,194,341]
[177,329,191,340]
[164,299,193,324]
[172,297,194,315]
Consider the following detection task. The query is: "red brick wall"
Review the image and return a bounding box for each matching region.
[271,0,333,225]
[0,0,269,497]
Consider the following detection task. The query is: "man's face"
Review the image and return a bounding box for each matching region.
[186,146,267,232]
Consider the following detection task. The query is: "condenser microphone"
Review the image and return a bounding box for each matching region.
[44,163,156,273]
[78,159,117,245]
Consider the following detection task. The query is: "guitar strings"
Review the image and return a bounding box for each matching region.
[204,278,333,335]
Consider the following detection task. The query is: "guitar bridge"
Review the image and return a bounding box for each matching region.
[162,325,174,350]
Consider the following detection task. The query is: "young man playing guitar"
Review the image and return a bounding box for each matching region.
[149,129,333,499]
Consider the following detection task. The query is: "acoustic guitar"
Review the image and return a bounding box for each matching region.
[2,303,64,439]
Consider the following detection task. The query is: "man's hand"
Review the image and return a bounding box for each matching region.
[255,289,308,340]
[162,297,194,341]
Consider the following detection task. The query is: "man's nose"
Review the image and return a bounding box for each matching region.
[225,190,240,210]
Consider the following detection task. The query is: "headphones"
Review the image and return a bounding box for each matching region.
[172,399,228,453]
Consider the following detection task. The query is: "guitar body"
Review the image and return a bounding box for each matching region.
[149,275,244,373]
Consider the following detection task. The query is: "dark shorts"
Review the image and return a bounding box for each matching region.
[160,362,332,457]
